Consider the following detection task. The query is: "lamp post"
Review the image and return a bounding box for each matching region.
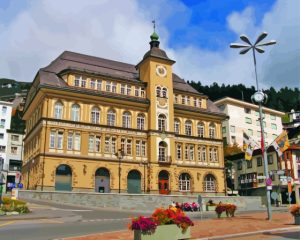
[140,160,149,193]
[116,149,124,194]
[230,32,276,220]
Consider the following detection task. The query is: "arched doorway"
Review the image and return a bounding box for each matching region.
[127,170,141,194]
[158,170,169,194]
[55,164,72,191]
[95,168,110,193]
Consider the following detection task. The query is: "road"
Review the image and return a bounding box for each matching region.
[0,199,149,240]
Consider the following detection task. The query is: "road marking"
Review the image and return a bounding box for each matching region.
[51,208,92,212]
[0,221,15,228]
[40,219,64,224]
[81,218,130,223]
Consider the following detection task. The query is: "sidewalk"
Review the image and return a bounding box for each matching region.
[63,211,299,240]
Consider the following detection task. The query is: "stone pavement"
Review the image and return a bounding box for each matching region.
[62,211,300,240]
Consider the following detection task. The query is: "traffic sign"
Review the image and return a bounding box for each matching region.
[271,192,278,200]
[266,178,272,186]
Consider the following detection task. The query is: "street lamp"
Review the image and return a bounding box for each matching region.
[139,160,149,193]
[115,149,124,194]
[230,32,276,220]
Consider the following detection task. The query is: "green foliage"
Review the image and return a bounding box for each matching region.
[2,197,27,206]
[188,81,300,112]
[15,205,30,213]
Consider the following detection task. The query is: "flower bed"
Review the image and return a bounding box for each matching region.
[0,197,30,216]
[175,202,200,212]
[129,207,194,239]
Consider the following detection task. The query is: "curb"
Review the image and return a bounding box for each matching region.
[0,215,66,221]
[195,226,300,239]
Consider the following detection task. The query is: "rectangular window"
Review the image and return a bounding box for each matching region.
[112,83,117,93]
[141,88,145,98]
[256,120,260,126]
[57,131,63,149]
[0,133,3,139]
[267,155,273,165]
[127,139,132,155]
[74,76,80,87]
[2,106,7,115]
[255,111,259,116]
[189,145,194,160]
[257,157,262,167]
[230,125,235,133]
[182,96,185,104]
[67,132,73,150]
[88,135,94,152]
[270,114,276,120]
[135,87,140,97]
[81,78,86,88]
[237,161,242,170]
[127,85,131,95]
[0,145,5,153]
[105,137,110,153]
[74,133,81,151]
[106,81,111,92]
[11,146,18,154]
[97,80,102,90]
[111,137,116,153]
[90,79,96,89]
[244,108,251,114]
[247,160,252,168]
[245,117,252,124]
[50,130,56,148]
[272,134,277,140]
[136,140,141,156]
[0,119,5,128]
[186,97,190,105]
[176,144,182,160]
[95,136,101,152]
[258,173,264,183]
[121,84,126,94]
[141,141,146,156]
[248,129,253,136]
[11,135,19,141]
[174,95,178,103]
[222,127,226,134]
[271,123,277,130]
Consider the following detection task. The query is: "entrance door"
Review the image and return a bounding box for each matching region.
[158,170,169,194]
[95,168,110,193]
[127,170,141,194]
[55,165,72,191]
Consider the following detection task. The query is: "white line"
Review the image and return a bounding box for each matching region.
[196,226,300,240]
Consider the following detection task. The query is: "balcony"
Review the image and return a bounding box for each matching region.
[158,155,172,164]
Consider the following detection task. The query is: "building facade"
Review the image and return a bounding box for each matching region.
[22,33,227,195]
[214,97,284,147]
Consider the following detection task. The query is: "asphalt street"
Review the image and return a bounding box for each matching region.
[0,199,150,240]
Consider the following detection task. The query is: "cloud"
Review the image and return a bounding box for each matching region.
[0,0,299,90]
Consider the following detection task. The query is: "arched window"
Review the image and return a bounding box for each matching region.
[204,174,216,192]
[158,141,167,162]
[156,86,161,97]
[137,113,145,130]
[209,148,218,162]
[209,123,216,138]
[185,120,192,136]
[107,109,116,126]
[54,102,63,119]
[162,88,167,98]
[197,122,205,138]
[91,107,100,124]
[158,114,166,131]
[179,173,191,191]
[122,111,131,128]
[174,119,180,134]
[71,104,80,121]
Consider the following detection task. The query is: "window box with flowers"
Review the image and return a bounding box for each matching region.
[289,205,300,225]
[129,207,194,240]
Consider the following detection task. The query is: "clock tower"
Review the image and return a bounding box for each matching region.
[136,31,176,187]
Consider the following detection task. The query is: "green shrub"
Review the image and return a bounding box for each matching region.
[2,197,26,205]
[15,205,30,214]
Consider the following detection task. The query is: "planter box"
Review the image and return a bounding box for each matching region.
[295,216,300,225]
[206,205,216,211]
[134,224,191,240]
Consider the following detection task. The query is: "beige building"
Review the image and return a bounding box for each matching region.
[22,32,227,195]
[214,97,284,147]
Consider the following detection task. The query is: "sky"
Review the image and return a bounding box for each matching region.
[0,0,299,90]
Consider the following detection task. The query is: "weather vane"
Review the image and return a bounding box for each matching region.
[152,20,156,32]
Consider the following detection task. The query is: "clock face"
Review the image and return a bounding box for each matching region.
[253,92,264,102]
[156,65,167,77]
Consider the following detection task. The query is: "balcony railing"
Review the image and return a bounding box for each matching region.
[158,155,172,164]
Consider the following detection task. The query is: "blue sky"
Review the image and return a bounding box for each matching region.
[0,0,299,89]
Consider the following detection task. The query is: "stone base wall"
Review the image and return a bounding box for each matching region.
[19,190,263,212]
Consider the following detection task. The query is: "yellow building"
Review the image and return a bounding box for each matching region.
[22,32,227,195]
